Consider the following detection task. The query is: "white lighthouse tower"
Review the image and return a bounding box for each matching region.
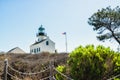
[30,25,55,54]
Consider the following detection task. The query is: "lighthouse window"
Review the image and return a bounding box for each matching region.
[37,48,39,52]
[34,49,36,53]
[39,47,40,51]
[46,41,49,45]
[31,49,33,53]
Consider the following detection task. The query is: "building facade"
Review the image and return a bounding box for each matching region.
[8,47,25,54]
[30,25,55,54]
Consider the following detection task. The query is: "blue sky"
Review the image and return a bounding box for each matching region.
[0,0,120,53]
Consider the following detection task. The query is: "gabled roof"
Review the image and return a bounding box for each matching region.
[31,39,47,46]
[7,47,25,54]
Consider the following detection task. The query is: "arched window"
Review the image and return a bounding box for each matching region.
[46,41,49,45]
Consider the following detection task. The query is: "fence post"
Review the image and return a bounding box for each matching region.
[49,60,53,80]
[3,59,8,80]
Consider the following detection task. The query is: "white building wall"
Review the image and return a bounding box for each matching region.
[38,36,47,42]
[30,38,55,54]
[42,39,55,53]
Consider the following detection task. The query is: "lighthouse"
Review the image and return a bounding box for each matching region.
[30,25,55,54]
[37,25,47,42]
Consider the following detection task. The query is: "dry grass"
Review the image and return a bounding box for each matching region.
[0,52,68,80]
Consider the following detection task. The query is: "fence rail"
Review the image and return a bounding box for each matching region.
[3,58,73,80]
[1,58,120,80]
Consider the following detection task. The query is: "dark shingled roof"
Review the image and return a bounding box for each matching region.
[31,39,46,46]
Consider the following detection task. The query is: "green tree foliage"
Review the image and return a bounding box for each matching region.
[67,45,120,80]
[88,6,120,45]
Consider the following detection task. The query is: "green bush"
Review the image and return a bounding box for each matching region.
[67,45,120,80]
[55,65,66,80]
[114,78,120,80]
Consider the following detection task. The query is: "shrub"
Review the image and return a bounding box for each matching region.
[55,65,66,80]
[67,45,120,80]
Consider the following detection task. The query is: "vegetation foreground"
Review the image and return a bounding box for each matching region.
[0,45,120,80]
[56,45,120,80]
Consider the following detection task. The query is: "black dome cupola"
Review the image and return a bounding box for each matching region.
[37,25,47,36]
